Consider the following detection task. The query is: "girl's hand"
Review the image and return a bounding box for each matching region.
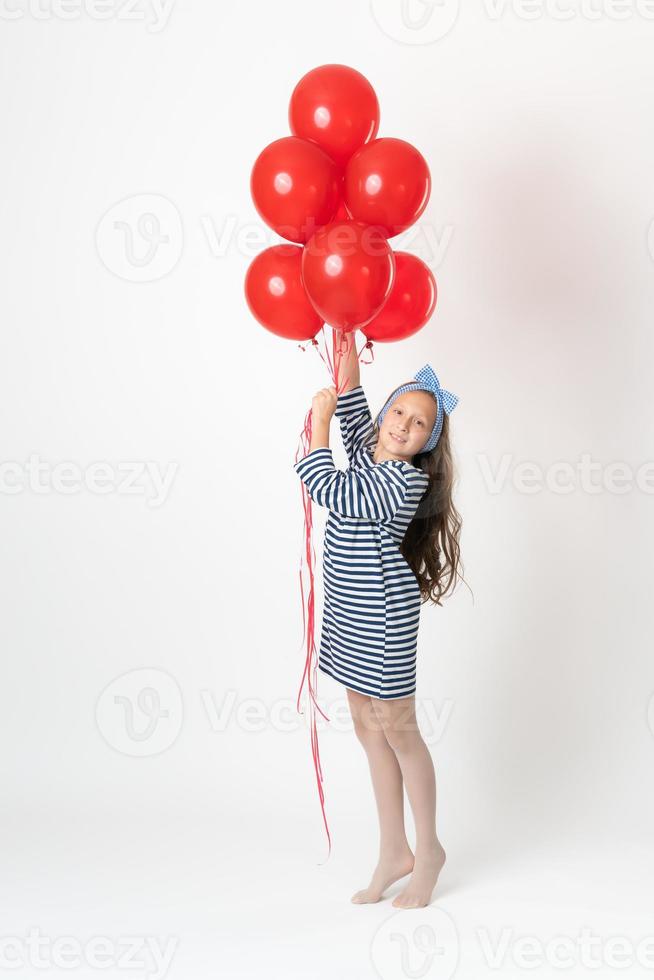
[311,385,337,424]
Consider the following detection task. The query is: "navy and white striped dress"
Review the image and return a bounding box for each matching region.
[293,385,430,700]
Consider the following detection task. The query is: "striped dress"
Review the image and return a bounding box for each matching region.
[293,385,430,700]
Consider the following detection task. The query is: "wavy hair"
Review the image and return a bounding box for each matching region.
[362,382,468,606]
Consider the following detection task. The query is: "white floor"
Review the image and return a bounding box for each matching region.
[3,812,653,980]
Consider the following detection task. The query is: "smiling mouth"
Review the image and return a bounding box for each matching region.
[390,433,406,443]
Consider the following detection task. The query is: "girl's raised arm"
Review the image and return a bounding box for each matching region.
[335,330,360,393]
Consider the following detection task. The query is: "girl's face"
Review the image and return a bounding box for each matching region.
[378,389,438,460]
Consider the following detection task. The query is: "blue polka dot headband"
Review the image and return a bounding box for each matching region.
[377,363,459,453]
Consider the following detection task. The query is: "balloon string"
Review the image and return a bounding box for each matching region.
[309,327,361,394]
[358,338,375,364]
[295,399,332,863]
[294,327,367,861]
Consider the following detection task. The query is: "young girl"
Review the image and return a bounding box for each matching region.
[293,331,463,910]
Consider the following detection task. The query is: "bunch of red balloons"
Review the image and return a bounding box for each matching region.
[244,64,437,345]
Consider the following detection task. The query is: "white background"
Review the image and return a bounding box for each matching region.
[1,1,653,978]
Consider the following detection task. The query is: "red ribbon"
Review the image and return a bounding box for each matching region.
[294,328,371,861]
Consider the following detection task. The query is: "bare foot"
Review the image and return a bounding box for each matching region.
[351,848,415,904]
[391,842,446,909]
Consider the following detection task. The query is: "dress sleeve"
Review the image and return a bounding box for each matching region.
[334,385,374,464]
[293,446,409,522]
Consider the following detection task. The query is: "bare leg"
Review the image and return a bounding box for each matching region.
[370,694,446,909]
[346,687,415,903]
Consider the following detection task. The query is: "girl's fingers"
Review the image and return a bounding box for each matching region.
[312,385,337,401]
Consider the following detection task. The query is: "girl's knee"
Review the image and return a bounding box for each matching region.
[382,726,420,754]
[369,695,421,753]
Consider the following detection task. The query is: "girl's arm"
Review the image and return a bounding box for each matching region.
[335,330,360,393]
[309,416,331,454]
[335,387,373,465]
[294,449,410,522]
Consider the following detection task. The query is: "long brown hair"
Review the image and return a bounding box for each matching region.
[364,382,468,606]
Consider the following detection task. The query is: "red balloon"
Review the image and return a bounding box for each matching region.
[301,220,395,331]
[245,244,323,341]
[250,136,341,244]
[361,252,437,342]
[344,138,431,237]
[289,64,380,171]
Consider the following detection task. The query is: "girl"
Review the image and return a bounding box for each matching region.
[293,331,463,910]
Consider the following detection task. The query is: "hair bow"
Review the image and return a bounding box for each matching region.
[378,363,459,453]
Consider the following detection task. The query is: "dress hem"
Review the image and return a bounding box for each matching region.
[318,661,416,701]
